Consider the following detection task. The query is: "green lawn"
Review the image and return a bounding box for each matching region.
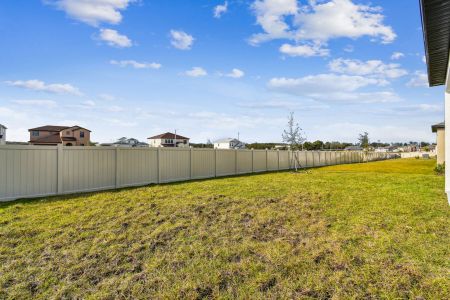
[0,159,449,299]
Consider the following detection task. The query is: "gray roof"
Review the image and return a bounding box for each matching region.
[0,124,6,129]
[431,121,445,132]
[214,138,241,143]
[420,0,450,86]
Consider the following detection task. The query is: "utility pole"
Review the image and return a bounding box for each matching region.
[174,129,177,148]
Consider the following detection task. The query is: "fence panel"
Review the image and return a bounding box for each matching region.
[279,151,290,170]
[216,150,236,176]
[237,150,252,174]
[253,150,267,172]
[118,148,158,187]
[63,147,116,193]
[267,150,279,171]
[0,146,57,200]
[192,149,215,179]
[160,148,190,182]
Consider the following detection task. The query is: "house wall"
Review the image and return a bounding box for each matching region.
[29,130,55,142]
[0,146,397,202]
[148,138,189,148]
[71,129,90,146]
[0,127,5,145]
[436,128,445,164]
[214,142,231,149]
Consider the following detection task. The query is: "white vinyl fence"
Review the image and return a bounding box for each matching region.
[0,145,397,201]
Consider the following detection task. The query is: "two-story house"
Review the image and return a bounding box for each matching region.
[0,124,6,145]
[148,132,190,147]
[28,125,91,146]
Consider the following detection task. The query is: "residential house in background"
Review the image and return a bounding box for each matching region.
[28,125,91,146]
[101,137,149,148]
[214,138,246,149]
[0,124,6,145]
[148,132,190,147]
[432,122,445,165]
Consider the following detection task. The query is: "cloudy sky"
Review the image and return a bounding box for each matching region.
[0,0,444,144]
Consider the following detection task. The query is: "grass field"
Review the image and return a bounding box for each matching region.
[0,159,449,299]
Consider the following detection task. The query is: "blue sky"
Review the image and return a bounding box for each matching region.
[0,0,444,144]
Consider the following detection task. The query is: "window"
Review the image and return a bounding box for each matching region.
[66,131,70,135]
[80,131,85,138]
[32,131,39,137]
[165,139,173,144]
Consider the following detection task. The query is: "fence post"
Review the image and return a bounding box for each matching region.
[157,147,161,183]
[190,148,194,179]
[214,148,217,177]
[115,147,121,188]
[235,149,238,175]
[265,149,268,171]
[57,144,63,194]
[305,151,308,167]
[277,149,280,170]
[251,149,254,172]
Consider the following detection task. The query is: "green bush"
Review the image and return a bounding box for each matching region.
[434,163,445,175]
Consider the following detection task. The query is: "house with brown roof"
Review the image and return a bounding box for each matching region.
[147,132,190,147]
[29,125,91,146]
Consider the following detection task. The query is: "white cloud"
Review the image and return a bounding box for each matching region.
[238,100,328,110]
[214,1,228,18]
[422,55,426,64]
[5,79,82,96]
[110,60,161,69]
[98,93,116,101]
[106,105,124,112]
[390,52,404,60]
[343,44,354,52]
[225,68,245,78]
[12,99,57,108]
[249,0,299,45]
[99,29,132,47]
[279,42,329,57]
[269,74,381,93]
[407,71,429,87]
[184,67,208,77]
[328,58,408,79]
[170,30,194,50]
[268,74,400,103]
[397,104,442,113]
[250,0,395,47]
[48,0,134,27]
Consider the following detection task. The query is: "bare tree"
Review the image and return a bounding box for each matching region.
[282,112,306,150]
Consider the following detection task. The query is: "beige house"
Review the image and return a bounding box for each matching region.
[0,124,6,145]
[432,122,445,165]
[147,132,189,148]
[29,125,91,146]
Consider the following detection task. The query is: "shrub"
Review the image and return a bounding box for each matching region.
[434,163,445,175]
